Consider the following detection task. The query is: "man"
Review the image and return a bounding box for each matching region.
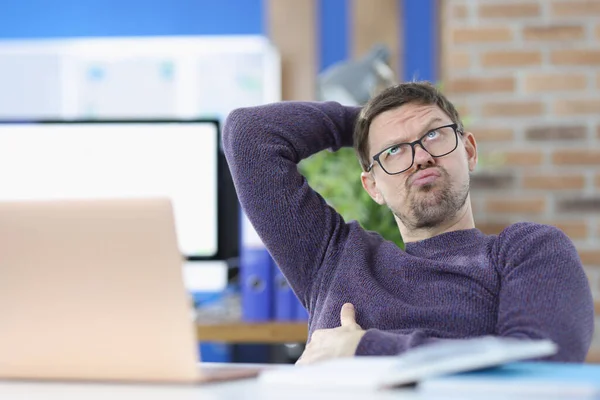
[223,81,594,364]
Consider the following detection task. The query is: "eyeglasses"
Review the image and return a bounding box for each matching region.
[366,123,463,175]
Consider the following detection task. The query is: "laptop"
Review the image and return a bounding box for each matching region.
[0,197,261,384]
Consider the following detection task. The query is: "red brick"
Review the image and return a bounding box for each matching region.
[481,150,543,167]
[475,221,511,235]
[445,52,471,69]
[471,173,514,190]
[471,127,514,142]
[522,174,586,190]
[524,73,587,92]
[481,50,542,67]
[525,126,587,141]
[483,101,544,117]
[552,149,600,165]
[554,99,600,116]
[546,221,588,239]
[551,50,600,65]
[452,27,513,43]
[486,198,546,214]
[453,4,468,19]
[447,77,515,93]
[479,3,540,18]
[454,103,470,119]
[551,1,600,16]
[523,25,585,41]
[558,197,600,213]
[502,151,544,166]
[583,267,599,290]
[579,250,600,266]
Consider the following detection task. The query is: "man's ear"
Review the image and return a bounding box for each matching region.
[463,131,478,172]
[361,171,386,205]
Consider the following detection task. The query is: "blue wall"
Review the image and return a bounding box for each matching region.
[0,0,436,82]
[317,0,349,72]
[402,0,437,82]
[0,0,264,38]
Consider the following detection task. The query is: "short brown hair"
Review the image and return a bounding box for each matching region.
[353,81,464,171]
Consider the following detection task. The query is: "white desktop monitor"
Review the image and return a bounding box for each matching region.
[0,119,222,259]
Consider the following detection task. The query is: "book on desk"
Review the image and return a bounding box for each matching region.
[418,361,600,398]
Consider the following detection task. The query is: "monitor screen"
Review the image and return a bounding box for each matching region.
[0,120,220,258]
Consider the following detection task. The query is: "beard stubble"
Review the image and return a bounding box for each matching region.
[391,166,470,231]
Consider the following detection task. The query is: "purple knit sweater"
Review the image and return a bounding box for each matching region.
[223,101,595,362]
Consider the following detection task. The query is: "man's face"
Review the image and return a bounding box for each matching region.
[361,102,477,231]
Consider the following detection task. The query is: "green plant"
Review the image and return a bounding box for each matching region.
[299,147,404,249]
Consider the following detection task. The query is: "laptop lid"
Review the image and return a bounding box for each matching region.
[0,198,201,383]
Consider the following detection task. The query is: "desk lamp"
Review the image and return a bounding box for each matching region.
[316,44,397,106]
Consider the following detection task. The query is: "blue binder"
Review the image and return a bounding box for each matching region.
[239,211,273,322]
[294,297,309,321]
[240,246,273,321]
[273,261,295,321]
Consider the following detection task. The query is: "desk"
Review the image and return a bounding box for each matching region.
[0,381,422,400]
[0,362,597,399]
[0,364,422,400]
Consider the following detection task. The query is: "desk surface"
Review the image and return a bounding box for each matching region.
[0,363,422,400]
[0,362,596,400]
[0,380,422,400]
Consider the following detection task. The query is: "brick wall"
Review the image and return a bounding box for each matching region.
[440,0,600,355]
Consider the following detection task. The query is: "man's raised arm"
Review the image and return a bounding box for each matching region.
[223,101,361,304]
[493,223,594,362]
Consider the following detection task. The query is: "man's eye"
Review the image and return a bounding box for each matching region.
[386,145,400,155]
[427,130,439,139]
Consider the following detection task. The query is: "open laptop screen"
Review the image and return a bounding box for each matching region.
[0,119,219,258]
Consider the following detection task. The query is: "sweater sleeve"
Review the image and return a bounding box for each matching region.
[493,222,594,362]
[223,101,361,304]
[355,223,595,362]
[355,329,444,356]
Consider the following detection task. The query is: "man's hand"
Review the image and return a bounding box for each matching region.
[296,303,366,365]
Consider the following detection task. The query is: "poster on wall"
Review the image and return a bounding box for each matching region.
[73,57,179,118]
[0,35,281,121]
[0,53,64,118]
[196,52,265,119]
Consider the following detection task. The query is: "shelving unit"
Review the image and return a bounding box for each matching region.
[196,322,600,364]
[197,322,308,344]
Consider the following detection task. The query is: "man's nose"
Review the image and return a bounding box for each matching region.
[413,144,435,168]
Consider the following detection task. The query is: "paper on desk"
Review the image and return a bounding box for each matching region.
[258,336,558,390]
[259,357,401,390]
